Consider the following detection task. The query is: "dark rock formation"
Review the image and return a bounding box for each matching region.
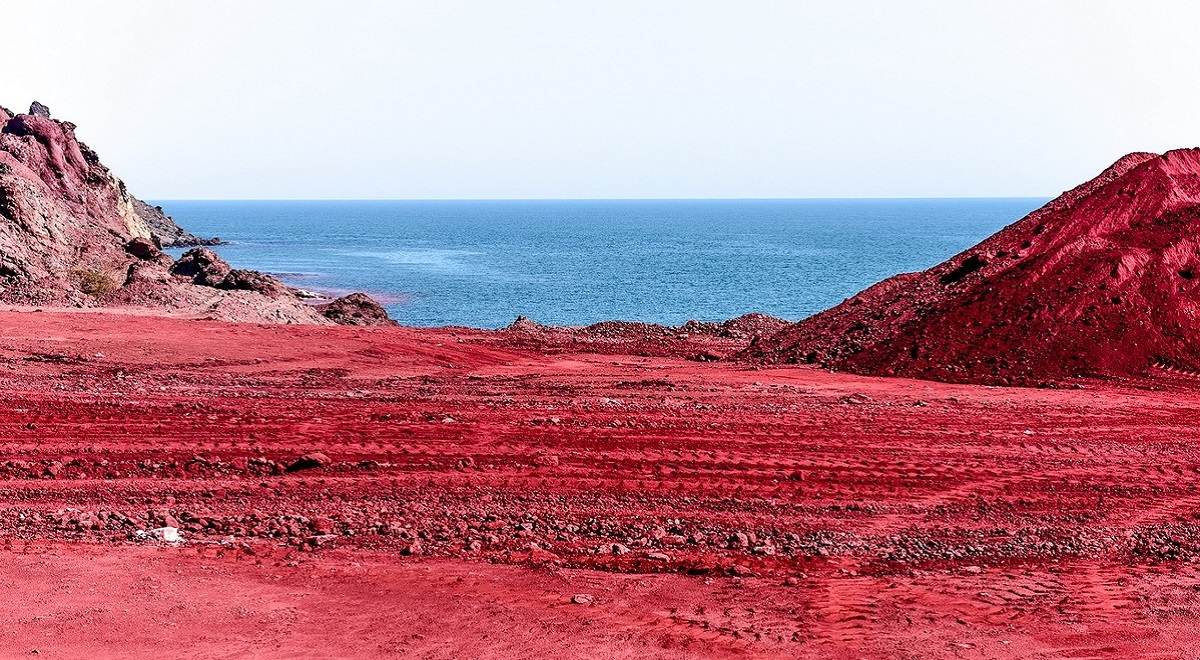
[131,199,223,248]
[317,293,396,326]
[125,237,161,261]
[506,315,543,332]
[170,249,294,298]
[124,237,171,266]
[286,452,331,473]
[169,248,232,287]
[218,269,290,298]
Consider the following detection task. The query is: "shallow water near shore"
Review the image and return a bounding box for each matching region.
[159,198,1043,328]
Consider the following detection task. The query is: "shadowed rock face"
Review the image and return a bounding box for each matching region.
[742,149,1200,385]
[0,100,392,325]
[124,237,169,264]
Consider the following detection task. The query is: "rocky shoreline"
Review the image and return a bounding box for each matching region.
[0,101,391,326]
[131,198,225,247]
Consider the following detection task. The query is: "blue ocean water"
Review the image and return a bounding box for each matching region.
[158,199,1044,328]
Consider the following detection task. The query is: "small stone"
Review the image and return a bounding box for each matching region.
[571,593,594,605]
[311,516,335,534]
[646,552,670,562]
[399,540,423,556]
[149,527,182,543]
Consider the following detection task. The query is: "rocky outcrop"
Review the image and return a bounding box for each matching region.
[168,248,290,297]
[219,269,291,297]
[131,199,222,248]
[169,247,232,287]
[0,100,392,326]
[743,149,1200,385]
[316,292,396,326]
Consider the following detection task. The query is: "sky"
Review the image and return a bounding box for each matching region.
[4,1,1199,200]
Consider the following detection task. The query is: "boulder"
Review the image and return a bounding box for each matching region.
[317,292,394,326]
[286,452,331,472]
[124,237,172,267]
[170,247,231,286]
[125,237,161,260]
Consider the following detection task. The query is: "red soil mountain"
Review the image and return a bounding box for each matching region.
[0,101,389,324]
[744,149,1200,385]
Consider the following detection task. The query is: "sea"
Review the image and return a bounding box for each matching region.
[158,199,1044,328]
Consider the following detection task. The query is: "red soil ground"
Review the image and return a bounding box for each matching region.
[4,310,1200,657]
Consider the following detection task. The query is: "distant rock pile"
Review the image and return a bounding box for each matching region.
[742,149,1200,384]
[0,100,391,325]
[499,312,787,359]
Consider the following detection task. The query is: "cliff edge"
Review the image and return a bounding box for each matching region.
[0,101,391,325]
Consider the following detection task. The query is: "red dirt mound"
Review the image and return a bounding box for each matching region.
[743,149,1200,385]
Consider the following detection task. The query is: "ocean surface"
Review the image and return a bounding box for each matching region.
[158,199,1044,328]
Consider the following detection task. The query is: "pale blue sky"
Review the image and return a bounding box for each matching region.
[6,1,1198,199]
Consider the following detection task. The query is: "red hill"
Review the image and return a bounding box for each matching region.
[742,149,1200,384]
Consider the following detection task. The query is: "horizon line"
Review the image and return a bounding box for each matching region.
[148,195,1052,203]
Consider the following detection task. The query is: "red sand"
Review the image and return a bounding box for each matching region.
[4,310,1200,657]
